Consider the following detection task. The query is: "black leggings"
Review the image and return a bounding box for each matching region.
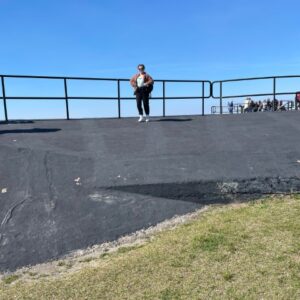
[136,88,150,115]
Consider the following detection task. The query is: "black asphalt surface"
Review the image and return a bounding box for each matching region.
[1,112,300,271]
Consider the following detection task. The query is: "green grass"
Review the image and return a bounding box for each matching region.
[57,261,73,269]
[57,261,66,267]
[2,275,20,285]
[78,257,95,263]
[1,195,300,299]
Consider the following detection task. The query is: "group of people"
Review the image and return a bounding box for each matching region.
[228,98,290,114]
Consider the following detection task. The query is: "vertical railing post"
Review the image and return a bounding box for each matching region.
[273,77,276,111]
[1,76,8,122]
[117,80,121,118]
[202,82,205,116]
[64,78,70,120]
[220,82,223,114]
[163,81,166,117]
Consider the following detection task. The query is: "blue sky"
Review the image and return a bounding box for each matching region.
[1,0,300,119]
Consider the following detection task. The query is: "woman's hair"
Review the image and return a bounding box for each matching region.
[138,64,145,70]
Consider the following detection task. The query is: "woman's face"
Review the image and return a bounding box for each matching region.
[138,66,145,73]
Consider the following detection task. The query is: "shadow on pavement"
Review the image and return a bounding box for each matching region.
[153,118,193,122]
[0,120,35,124]
[109,177,300,205]
[108,181,256,205]
[0,128,61,135]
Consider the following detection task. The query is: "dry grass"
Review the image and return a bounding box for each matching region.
[1,195,300,299]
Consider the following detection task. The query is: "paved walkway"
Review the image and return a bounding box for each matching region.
[1,112,300,271]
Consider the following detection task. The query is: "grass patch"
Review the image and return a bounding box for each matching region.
[160,288,181,299]
[2,275,20,285]
[79,257,95,263]
[222,271,235,281]
[117,244,144,254]
[57,261,73,269]
[1,196,300,299]
[99,252,110,259]
[192,232,226,252]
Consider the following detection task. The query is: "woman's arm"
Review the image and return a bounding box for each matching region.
[130,75,138,88]
[144,74,154,86]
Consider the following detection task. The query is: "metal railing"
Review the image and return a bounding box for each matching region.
[0,74,211,122]
[1,74,300,121]
[212,75,300,114]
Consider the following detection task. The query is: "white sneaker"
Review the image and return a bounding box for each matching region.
[145,116,150,122]
[138,115,144,122]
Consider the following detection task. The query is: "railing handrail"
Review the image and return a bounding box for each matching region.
[211,74,300,114]
[212,74,300,83]
[0,74,212,121]
[1,73,300,122]
[212,75,300,99]
[212,92,298,99]
[0,74,210,83]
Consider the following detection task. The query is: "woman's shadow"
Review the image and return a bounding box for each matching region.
[152,118,193,122]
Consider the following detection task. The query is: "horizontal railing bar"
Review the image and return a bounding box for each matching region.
[155,80,211,83]
[119,97,211,100]
[1,97,67,100]
[213,75,300,83]
[4,74,300,83]
[0,96,211,100]
[160,96,211,99]
[212,92,298,99]
[1,75,119,81]
[2,97,118,100]
[0,74,209,83]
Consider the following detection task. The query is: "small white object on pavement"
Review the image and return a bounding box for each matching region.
[74,177,82,186]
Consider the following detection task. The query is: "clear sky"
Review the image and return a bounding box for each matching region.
[1,0,300,120]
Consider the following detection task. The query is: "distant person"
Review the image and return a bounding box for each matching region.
[266,98,272,111]
[243,97,252,113]
[252,101,259,112]
[228,101,234,114]
[278,100,286,111]
[130,64,154,122]
[295,92,300,109]
[273,98,279,111]
[262,100,268,111]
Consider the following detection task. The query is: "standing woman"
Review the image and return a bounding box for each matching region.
[130,64,154,122]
